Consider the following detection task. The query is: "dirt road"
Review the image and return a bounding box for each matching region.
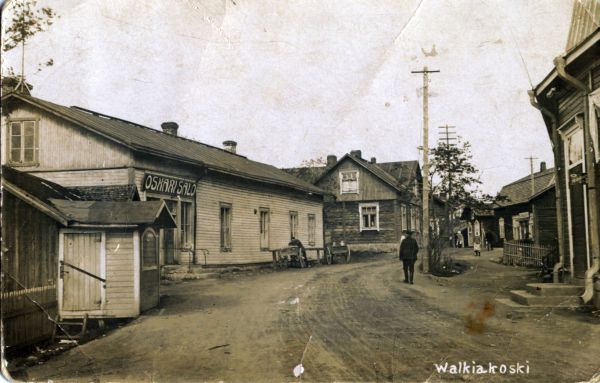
[18,248,600,382]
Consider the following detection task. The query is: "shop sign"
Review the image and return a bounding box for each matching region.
[142,173,196,197]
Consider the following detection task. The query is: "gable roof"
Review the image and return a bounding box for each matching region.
[2,92,324,196]
[495,168,555,208]
[566,0,600,51]
[50,199,176,227]
[312,154,420,195]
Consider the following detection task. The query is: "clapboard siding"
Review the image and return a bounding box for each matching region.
[317,160,397,201]
[323,200,399,245]
[30,168,130,187]
[196,176,323,265]
[1,104,132,170]
[104,232,136,317]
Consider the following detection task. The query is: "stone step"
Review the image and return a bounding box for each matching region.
[509,290,581,307]
[525,283,584,296]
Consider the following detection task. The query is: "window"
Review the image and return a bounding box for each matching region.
[180,201,194,247]
[498,218,505,239]
[8,120,38,165]
[220,203,232,251]
[567,128,584,166]
[142,229,158,268]
[289,211,298,239]
[308,214,316,246]
[340,170,359,194]
[410,207,418,231]
[401,205,407,231]
[359,203,379,231]
[260,208,270,250]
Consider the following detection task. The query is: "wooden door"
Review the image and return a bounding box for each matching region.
[62,233,103,311]
[141,229,160,312]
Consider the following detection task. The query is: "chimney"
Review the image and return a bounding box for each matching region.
[370,157,376,164]
[540,161,547,172]
[326,155,337,167]
[350,150,362,159]
[223,140,237,154]
[161,122,179,136]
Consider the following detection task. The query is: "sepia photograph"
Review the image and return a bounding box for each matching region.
[1,0,599,382]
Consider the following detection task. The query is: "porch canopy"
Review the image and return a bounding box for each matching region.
[49,199,176,228]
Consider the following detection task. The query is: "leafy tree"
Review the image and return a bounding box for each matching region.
[2,0,56,92]
[299,157,327,168]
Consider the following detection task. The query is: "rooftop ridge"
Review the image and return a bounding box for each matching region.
[69,105,248,159]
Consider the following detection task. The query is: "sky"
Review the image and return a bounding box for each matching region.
[1,0,574,194]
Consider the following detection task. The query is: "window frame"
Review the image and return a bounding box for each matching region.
[339,170,359,194]
[498,217,505,239]
[180,201,194,248]
[307,213,316,246]
[401,205,407,231]
[259,207,270,251]
[141,228,159,270]
[220,203,232,252]
[7,118,40,166]
[289,211,299,240]
[359,202,379,231]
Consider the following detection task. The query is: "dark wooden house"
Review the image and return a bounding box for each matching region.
[1,167,175,348]
[529,0,599,306]
[1,92,325,268]
[494,163,557,246]
[285,152,422,252]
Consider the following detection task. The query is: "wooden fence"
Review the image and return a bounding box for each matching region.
[1,284,57,348]
[502,240,557,267]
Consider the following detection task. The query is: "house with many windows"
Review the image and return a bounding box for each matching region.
[494,162,557,246]
[1,92,325,268]
[528,0,599,307]
[284,151,422,252]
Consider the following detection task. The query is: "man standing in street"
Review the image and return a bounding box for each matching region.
[399,230,419,284]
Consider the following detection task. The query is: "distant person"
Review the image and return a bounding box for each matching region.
[289,236,309,266]
[473,235,482,257]
[457,232,464,248]
[399,230,419,284]
[485,231,494,251]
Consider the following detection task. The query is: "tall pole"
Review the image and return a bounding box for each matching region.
[438,125,456,245]
[525,156,538,195]
[412,67,439,273]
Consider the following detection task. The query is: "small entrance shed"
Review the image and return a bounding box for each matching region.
[50,199,176,319]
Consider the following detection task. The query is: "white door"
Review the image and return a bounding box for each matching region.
[62,232,103,311]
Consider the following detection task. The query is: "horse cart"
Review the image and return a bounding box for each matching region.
[271,244,351,270]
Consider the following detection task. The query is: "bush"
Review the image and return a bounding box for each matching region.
[429,236,455,277]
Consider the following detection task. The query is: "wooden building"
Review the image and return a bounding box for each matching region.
[1,167,175,348]
[285,152,422,252]
[529,1,599,306]
[494,163,557,246]
[1,92,325,268]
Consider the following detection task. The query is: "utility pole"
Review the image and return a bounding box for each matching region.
[411,66,439,273]
[438,125,456,245]
[525,156,538,195]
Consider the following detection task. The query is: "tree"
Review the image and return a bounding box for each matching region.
[2,0,56,92]
[299,157,327,168]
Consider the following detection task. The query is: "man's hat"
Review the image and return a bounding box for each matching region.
[404,230,414,235]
